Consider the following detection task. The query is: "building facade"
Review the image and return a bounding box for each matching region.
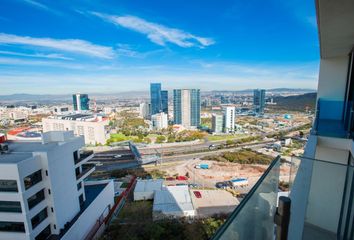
[253,89,266,114]
[150,83,161,115]
[151,112,168,130]
[42,114,109,145]
[212,114,223,133]
[223,106,236,133]
[72,94,89,112]
[0,131,114,240]
[173,89,200,128]
[139,103,150,119]
[161,90,168,114]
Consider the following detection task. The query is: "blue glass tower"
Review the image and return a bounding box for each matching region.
[253,89,266,114]
[150,83,161,115]
[73,94,90,111]
[173,89,200,127]
[161,90,168,114]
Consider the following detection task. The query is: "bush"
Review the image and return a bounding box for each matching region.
[156,135,166,143]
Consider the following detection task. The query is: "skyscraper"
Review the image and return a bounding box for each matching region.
[223,106,236,133]
[73,93,89,111]
[253,89,266,114]
[173,89,200,128]
[150,83,161,115]
[161,90,168,114]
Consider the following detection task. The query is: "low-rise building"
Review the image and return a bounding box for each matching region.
[42,114,110,145]
[153,186,195,220]
[133,179,164,201]
[0,131,114,240]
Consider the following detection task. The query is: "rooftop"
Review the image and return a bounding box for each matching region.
[153,186,194,214]
[134,179,164,193]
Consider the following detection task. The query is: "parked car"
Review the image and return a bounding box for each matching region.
[193,191,202,198]
[176,176,188,180]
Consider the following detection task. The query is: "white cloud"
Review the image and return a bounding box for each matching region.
[0,33,115,59]
[92,12,215,48]
[0,50,73,60]
[22,0,62,15]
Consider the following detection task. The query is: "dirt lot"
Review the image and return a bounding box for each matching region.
[150,158,290,192]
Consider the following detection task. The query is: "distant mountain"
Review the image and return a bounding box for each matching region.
[209,88,316,94]
[270,92,317,111]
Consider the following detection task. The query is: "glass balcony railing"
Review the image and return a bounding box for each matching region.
[212,156,281,240]
[289,156,354,240]
[76,163,95,180]
[312,99,354,138]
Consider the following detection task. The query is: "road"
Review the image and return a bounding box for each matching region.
[92,140,275,172]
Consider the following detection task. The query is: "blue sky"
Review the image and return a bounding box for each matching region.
[0,0,319,94]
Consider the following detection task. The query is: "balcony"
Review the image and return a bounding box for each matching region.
[76,163,95,180]
[288,156,353,240]
[212,156,281,240]
[312,99,353,138]
[74,150,94,165]
[211,154,354,240]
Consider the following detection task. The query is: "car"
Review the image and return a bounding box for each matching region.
[166,177,175,181]
[193,191,202,198]
[113,154,122,158]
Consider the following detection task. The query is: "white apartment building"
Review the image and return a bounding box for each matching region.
[0,107,29,123]
[151,112,168,130]
[212,114,223,133]
[223,106,235,133]
[139,103,150,119]
[42,114,109,145]
[0,131,114,240]
[212,1,354,240]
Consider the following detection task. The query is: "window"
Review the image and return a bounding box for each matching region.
[75,167,81,177]
[31,207,48,230]
[79,194,84,208]
[0,201,21,213]
[28,189,45,210]
[24,170,42,190]
[77,182,82,190]
[35,224,51,240]
[0,180,18,192]
[0,221,25,232]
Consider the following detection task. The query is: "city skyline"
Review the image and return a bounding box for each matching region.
[0,0,319,94]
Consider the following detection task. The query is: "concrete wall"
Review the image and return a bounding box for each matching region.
[46,137,84,233]
[61,181,114,240]
[317,56,349,100]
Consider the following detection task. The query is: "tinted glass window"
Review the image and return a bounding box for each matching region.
[28,189,45,210]
[24,170,42,190]
[0,180,18,192]
[31,207,48,230]
[0,221,25,232]
[0,201,21,213]
[35,224,51,240]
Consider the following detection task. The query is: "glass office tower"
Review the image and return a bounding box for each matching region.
[150,83,162,115]
[161,90,168,114]
[73,93,89,111]
[253,89,266,114]
[173,89,200,128]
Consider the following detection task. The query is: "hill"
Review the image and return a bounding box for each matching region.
[270,92,317,112]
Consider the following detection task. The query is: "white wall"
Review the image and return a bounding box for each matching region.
[61,181,114,240]
[317,56,349,100]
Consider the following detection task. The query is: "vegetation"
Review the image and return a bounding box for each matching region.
[201,117,212,128]
[202,149,273,165]
[207,134,246,141]
[109,168,167,179]
[101,201,227,240]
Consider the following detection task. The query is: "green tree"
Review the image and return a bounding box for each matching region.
[156,135,166,143]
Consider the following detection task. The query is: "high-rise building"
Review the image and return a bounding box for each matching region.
[73,93,90,111]
[139,103,150,119]
[161,90,168,114]
[150,83,168,115]
[150,83,161,115]
[0,131,114,240]
[253,89,266,114]
[223,106,236,133]
[151,112,168,130]
[173,89,200,128]
[212,114,223,133]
